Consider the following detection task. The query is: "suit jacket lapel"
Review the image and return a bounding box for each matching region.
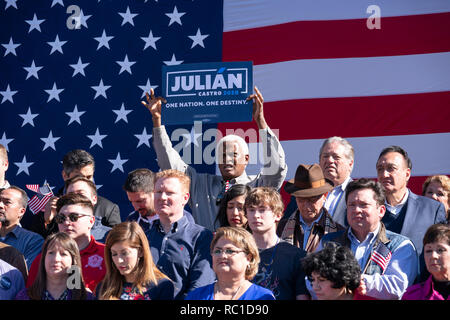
[400,189,418,236]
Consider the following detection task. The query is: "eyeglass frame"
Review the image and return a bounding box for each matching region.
[54,212,92,224]
[211,248,245,257]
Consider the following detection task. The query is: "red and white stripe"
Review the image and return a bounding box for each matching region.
[220,0,450,204]
[371,250,392,272]
[26,184,40,193]
[225,180,230,192]
[28,194,52,214]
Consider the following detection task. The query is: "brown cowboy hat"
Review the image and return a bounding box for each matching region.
[284,164,333,197]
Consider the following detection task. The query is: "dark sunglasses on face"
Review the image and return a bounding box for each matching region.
[54,212,92,224]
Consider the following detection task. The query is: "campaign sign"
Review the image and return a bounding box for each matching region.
[162,61,253,125]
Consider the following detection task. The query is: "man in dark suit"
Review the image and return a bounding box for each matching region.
[27,149,120,238]
[376,145,447,257]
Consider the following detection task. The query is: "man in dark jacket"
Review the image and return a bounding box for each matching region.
[27,149,120,238]
[277,163,344,253]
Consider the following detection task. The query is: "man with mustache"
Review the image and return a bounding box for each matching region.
[0,186,44,270]
[142,87,287,231]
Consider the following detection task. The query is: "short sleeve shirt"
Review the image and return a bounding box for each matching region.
[253,241,308,300]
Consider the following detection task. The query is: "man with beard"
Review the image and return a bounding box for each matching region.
[0,186,44,269]
[123,168,194,232]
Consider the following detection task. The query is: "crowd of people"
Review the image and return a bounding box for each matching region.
[0,87,448,301]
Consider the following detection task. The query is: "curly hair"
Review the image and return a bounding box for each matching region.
[302,242,361,292]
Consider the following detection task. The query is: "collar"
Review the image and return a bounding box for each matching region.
[81,235,101,255]
[339,176,352,190]
[2,225,21,239]
[155,214,189,234]
[385,189,409,211]
[137,213,159,224]
[232,171,251,185]
[299,210,323,229]
[348,223,381,245]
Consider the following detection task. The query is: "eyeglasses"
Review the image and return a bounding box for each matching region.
[54,212,92,224]
[211,248,244,257]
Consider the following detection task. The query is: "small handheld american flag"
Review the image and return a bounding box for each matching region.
[26,183,54,215]
[370,242,392,273]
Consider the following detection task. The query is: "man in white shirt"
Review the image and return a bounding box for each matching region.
[319,136,355,227]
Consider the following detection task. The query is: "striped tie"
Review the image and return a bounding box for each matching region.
[224,180,230,192]
[216,180,230,205]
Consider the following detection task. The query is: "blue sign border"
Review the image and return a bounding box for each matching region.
[162,61,253,125]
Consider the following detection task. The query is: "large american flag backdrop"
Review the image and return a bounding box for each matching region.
[1,0,449,223]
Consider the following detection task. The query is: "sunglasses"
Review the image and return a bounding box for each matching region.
[54,212,92,224]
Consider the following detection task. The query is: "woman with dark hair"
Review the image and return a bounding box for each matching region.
[15,232,93,300]
[97,221,174,300]
[302,242,361,300]
[215,184,251,230]
[402,224,450,300]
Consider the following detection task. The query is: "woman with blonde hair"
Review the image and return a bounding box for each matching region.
[97,221,174,300]
[422,175,450,222]
[15,232,93,300]
[186,227,275,300]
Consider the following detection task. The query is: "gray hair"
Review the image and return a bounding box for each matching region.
[319,136,354,163]
[216,134,249,163]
